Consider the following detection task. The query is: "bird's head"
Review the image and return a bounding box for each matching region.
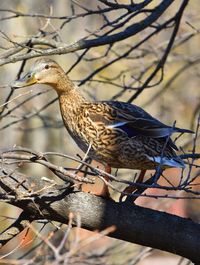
[12,58,68,93]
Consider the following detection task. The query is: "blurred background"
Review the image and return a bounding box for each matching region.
[0,0,199,264]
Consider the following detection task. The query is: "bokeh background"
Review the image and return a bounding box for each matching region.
[0,0,199,264]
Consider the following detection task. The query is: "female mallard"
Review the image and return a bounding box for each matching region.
[12,58,192,198]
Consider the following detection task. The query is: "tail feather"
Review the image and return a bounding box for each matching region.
[148,155,185,168]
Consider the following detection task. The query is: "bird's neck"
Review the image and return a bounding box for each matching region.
[59,86,85,109]
[58,80,86,132]
[54,73,86,108]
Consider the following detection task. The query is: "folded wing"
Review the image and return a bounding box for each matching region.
[84,101,193,151]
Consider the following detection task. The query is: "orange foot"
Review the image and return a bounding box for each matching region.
[119,170,146,202]
[91,164,113,200]
[90,182,112,199]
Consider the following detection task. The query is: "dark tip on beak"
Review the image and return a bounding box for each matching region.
[11,72,37,89]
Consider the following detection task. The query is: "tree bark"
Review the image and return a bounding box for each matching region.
[0,168,200,263]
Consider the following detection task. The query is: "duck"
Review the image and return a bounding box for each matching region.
[12,58,192,200]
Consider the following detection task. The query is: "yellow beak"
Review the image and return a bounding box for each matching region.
[12,72,37,88]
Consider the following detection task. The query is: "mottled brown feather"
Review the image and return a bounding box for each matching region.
[13,58,193,170]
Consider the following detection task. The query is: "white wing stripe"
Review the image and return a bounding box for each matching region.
[107,121,128,128]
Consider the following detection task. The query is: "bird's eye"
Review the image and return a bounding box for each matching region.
[44,65,49,70]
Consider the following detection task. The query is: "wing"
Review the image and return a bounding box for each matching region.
[81,101,192,150]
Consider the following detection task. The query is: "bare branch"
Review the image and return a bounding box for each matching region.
[0,0,174,66]
[0,212,31,248]
[0,168,199,263]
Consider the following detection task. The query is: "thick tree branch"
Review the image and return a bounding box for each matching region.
[0,1,198,263]
[0,167,200,263]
